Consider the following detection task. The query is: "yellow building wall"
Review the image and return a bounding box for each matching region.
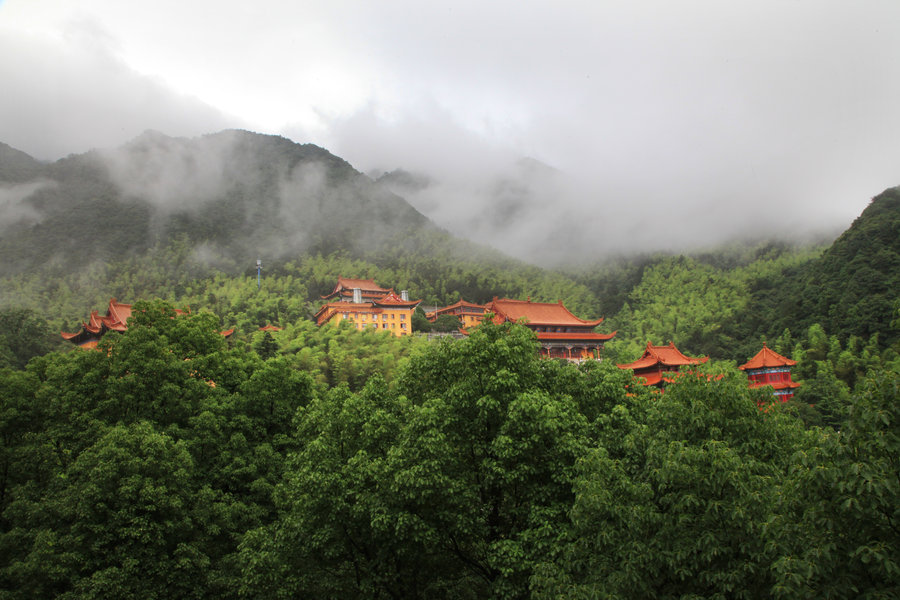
[460,313,485,329]
[319,305,415,337]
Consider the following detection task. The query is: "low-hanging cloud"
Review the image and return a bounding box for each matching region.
[0,22,238,161]
[3,0,900,264]
[0,181,53,230]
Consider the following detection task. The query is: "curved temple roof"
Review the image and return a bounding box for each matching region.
[485,297,605,328]
[617,341,708,370]
[62,299,231,346]
[61,298,132,343]
[739,344,797,370]
[322,276,391,300]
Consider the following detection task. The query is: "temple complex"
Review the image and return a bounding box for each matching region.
[617,341,708,387]
[315,279,420,337]
[739,344,801,402]
[483,297,615,361]
[426,299,487,330]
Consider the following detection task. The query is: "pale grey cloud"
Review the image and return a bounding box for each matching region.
[0,180,52,228]
[1,0,898,262]
[0,17,237,160]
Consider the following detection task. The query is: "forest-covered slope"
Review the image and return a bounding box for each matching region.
[785,187,899,344]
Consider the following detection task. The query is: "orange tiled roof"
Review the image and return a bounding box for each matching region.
[748,380,802,390]
[322,277,391,299]
[739,344,797,370]
[62,299,219,346]
[617,341,708,370]
[315,290,420,323]
[537,331,617,342]
[636,371,665,386]
[62,298,133,343]
[485,297,604,328]
[434,299,486,312]
[373,290,421,307]
[259,324,283,332]
[313,301,343,322]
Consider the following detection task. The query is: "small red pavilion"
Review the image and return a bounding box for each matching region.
[739,344,801,402]
[483,297,615,361]
[617,341,708,387]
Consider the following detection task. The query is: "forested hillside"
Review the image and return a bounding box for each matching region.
[746,187,900,347]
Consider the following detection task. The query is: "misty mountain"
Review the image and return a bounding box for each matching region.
[0,142,44,182]
[790,187,900,343]
[730,186,900,348]
[0,130,433,277]
[373,155,601,266]
[374,168,433,193]
[2,129,896,359]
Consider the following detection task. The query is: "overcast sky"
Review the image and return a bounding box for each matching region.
[1,0,898,259]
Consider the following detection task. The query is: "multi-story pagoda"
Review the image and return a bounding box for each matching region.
[426,300,487,330]
[617,341,708,387]
[61,298,133,349]
[739,344,801,402]
[483,297,615,361]
[315,279,420,337]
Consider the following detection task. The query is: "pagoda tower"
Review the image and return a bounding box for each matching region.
[739,344,801,402]
[617,341,708,387]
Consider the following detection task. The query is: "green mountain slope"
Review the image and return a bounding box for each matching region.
[730,187,900,349]
[794,187,900,343]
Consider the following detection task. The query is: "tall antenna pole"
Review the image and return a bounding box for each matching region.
[256,259,262,290]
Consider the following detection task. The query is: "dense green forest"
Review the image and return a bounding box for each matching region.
[0,306,896,598]
[0,132,898,597]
